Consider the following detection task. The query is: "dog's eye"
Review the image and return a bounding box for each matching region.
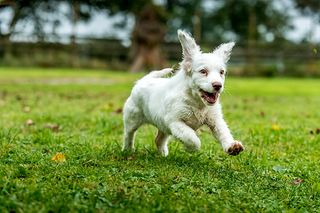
[220,69,225,75]
[199,69,208,75]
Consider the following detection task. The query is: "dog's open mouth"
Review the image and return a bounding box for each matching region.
[200,89,219,105]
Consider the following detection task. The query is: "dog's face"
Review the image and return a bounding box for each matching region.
[178,30,235,106]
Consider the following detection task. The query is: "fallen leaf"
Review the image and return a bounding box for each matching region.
[271,124,280,131]
[291,178,304,185]
[44,123,60,132]
[26,119,34,126]
[260,111,265,117]
[114,108,122,114]
[316,128,320,134]
[51,153,66,162]
[23,106,31,112]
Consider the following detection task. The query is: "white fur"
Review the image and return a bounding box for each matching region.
[123,30,244,156]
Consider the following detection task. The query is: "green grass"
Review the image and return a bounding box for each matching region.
[0,67,320,212]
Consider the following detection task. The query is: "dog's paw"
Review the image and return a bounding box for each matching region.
[157,146,169,157]
[226,141,244,156]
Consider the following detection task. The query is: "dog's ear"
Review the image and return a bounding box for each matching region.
[178,30,200,72]
[213,42,235,63]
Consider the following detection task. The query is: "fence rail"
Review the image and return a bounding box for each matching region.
[0,37,319,76]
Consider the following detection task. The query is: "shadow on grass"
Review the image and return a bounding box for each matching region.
[102,144,246,179]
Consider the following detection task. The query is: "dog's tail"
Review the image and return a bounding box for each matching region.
[143,68,173,79]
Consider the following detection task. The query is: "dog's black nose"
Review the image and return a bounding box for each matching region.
[212,82,222,91]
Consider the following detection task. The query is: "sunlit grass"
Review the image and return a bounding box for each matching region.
[0,67,319,212]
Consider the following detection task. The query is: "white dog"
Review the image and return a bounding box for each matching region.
[122,30,244,156]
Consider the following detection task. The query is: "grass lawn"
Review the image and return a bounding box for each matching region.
[0,67,319,212]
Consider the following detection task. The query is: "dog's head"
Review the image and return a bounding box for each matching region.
[178,30,235,106]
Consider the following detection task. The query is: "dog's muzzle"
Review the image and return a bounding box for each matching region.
[200,89,219,105]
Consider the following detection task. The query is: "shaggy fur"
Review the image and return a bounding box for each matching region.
[123,30,244,156]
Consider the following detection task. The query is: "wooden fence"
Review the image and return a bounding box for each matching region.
[0,37,319,76]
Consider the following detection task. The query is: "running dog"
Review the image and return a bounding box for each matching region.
[122,30,244,156]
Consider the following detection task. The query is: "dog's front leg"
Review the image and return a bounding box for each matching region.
[207,111,244,156]
[169,121,201,151]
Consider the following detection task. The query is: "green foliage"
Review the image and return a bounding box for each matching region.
[295,0,320,18]
[204,0,291,42]
[0,0,61,39]
[0,0,294,43]
[164,0,292,42]
[0,68,319,212]
[91,0,152,15]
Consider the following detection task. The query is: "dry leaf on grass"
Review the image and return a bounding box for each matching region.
[271,124,280,131]
[26,119,34,126]
[51,153,66,162]
[114,108,123,114]
[23,106,31,112]
[291,178,304,185]
[44,123,60,132]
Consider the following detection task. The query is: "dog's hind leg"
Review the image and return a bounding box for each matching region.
[122,98,144,151]
[169,121,201,152]
[155,130,169,156]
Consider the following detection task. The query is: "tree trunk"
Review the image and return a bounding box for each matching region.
[307,17,318,76]
[130,44,163,72]
[193,10,201,43]
[3,1,19,61]
[3,34,12,61]
[70,1,80,67]
[129,4,166,72]
[246,6,257,75]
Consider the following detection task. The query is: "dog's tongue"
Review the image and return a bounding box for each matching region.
[206,95,216,104]
[203,91,218,104]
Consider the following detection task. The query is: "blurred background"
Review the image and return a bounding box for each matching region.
[0,0,319,77]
